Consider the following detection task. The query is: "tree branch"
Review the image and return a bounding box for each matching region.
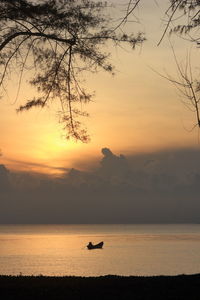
[0,31,75,51]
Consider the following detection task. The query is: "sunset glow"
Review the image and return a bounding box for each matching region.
[0,0,200,176]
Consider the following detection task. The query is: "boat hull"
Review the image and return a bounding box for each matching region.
[87,241,104,250]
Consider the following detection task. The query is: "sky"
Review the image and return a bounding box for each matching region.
[0,0,200,223]
[0,0,200,175]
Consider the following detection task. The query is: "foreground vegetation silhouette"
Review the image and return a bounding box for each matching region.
[0,0,144,142]
[0,274,199,300]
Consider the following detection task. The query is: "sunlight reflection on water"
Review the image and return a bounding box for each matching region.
[0,224,200,276]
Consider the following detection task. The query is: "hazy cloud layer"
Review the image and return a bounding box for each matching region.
[0,147,200,223]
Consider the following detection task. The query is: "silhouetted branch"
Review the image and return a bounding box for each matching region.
[0,0,145,142]
[113,0,141,31]
[0,31,76,52]
[158,0,200,46]
[157,0,182,46]
[155,45,200,129]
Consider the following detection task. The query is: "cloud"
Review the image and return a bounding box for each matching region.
[100,148,130,175]
[1,147,200,223]
[3,157,69,175]
[0,164,10,190]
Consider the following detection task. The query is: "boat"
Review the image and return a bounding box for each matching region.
[87,241,104,250]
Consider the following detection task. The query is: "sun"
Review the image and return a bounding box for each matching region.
[31,127,82,169]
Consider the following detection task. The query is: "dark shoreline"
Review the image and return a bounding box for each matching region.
[0,274,200,299]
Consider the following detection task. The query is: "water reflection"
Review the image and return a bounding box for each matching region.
[0,224,200,276]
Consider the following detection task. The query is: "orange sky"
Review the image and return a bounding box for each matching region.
[0,0,200,175]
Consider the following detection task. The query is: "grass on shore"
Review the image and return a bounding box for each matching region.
[0,273,200,299]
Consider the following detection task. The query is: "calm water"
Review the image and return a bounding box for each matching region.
[0,224,200,277]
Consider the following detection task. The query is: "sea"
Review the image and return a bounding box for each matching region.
[0,224,200,277]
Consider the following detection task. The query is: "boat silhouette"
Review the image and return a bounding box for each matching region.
[87,241,104,250]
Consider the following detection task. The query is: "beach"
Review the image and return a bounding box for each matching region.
[0,274,200,299]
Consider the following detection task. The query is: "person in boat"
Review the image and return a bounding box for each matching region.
[87,242,93,248]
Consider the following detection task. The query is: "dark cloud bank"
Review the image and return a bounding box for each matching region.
[0,147,200,223]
